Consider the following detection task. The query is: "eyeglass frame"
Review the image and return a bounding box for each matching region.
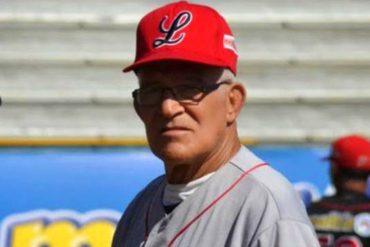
[132,80,231,106]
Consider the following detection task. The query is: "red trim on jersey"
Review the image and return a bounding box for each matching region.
[316,201,370,211]
[167,162,268,247]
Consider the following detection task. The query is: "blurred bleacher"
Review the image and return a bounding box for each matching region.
[0,0,369,145]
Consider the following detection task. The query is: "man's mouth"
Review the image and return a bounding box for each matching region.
[160,126,190,134]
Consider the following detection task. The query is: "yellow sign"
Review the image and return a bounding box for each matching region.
[0,210,120,247]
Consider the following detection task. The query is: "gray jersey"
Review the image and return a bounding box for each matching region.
[112,146,320,247]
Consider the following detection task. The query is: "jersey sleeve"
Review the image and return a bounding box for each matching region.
[111,175,165,247]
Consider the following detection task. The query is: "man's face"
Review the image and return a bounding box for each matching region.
[135,61,232,166]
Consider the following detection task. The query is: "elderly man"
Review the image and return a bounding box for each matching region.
[112,1,319,246]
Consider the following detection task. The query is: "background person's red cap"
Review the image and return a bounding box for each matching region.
[123,1,238,75]
[326,135,370,171]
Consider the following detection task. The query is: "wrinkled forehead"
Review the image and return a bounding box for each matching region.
[136,61,224,87]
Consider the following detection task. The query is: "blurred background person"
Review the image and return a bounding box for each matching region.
[307,135,370,247]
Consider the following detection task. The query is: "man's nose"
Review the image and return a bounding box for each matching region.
[160,89,184,118]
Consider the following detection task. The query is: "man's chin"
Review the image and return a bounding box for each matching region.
[151,142,193,164]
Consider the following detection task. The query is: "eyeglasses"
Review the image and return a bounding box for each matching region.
[132,81,230,106]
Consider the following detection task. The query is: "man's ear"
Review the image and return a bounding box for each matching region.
[226,82,246,124]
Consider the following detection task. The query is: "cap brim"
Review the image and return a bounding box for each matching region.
[123,50,234,74]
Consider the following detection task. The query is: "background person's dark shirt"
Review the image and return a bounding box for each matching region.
[307,191,370,247]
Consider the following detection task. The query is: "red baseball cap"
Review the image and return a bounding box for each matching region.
[326,135,370,171]
[123,1,238,75]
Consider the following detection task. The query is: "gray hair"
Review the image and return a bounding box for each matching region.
[220,69,236,83]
